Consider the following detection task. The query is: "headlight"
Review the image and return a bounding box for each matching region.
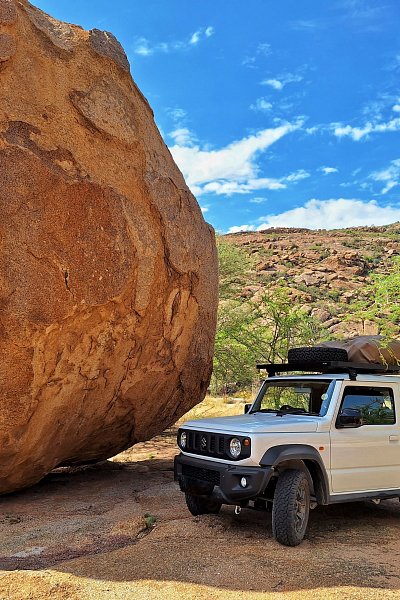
[180,431,187,449]
[229,437,241,458]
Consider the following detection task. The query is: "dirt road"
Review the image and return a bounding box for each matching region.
[1,429,400,599]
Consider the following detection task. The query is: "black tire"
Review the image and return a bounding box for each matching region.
[185,493,221,516]
[288,346,348,364]
[272,469,310,546]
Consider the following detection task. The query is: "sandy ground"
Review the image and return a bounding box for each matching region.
[1,426,400,599]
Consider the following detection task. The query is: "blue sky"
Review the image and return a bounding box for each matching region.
[35,0,400,232]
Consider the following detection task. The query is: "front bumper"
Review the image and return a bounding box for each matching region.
[174,453,273,505]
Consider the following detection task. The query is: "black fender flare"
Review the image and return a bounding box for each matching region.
[260,444,329,504]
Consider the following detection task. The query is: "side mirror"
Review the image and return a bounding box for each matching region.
[244,404,252,414]
[337,408,362,428]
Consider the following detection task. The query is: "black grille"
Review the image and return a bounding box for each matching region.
[178,429,251,460]
[182,464,220,486]
[185,430,227,458]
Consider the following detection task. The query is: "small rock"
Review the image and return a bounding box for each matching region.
[312,308,331,322]
[324,317,341,328]
[136,465,150,474]
[12,546,46,558]
[342,291,354,304]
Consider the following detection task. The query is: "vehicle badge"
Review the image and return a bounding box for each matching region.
[201,436,207,449]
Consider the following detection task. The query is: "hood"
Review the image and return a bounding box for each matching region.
[182,413,319,434]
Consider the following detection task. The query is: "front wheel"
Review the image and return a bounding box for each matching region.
[272,469,310,546]
[185,492,222,516]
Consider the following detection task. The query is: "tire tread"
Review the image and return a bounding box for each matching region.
[272,469,310,546]
[185,492,221,516]
[288,346,348,364]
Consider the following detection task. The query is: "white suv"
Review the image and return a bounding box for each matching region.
[174,351,400,546]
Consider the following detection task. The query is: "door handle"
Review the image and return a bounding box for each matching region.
[389,435,399,442]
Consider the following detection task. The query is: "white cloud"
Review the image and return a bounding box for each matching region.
[189,31,201,45]
[169,122,302,196]
[133,37,154,56]
[190,26,214,45]
[370,159,400,194]
[249,197,268,204]
[333,117,400,141]
[257,43,271,55]
[202,178,285,195]
[393,104,400,113]
[321,166,339,175]
[168,107,187,122]
[242,42,271,67]
[286,170,310,182]
[261,73,303,91]
[133,26,214,56]
[169,128,197,146]
[227,225,255,234]
[200,206,209,214]
[228,199,400,232]
[262,78,283,91]
[250,97,273,112]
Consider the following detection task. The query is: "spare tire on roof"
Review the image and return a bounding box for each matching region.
[288,346,349,364]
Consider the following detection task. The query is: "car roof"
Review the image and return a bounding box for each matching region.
[264,374,400,383]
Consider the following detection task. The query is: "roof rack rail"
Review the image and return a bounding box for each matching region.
[256,361,400,381]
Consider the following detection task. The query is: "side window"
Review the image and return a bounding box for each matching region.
[341,386,395,425]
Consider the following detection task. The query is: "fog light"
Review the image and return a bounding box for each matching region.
[240,477,247,488]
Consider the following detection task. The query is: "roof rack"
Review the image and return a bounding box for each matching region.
[256,361,400,381]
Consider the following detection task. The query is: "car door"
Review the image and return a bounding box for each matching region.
[330,383,400,494]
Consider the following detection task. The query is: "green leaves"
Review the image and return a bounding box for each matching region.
[213,273,319,393]
[348,257,400,337]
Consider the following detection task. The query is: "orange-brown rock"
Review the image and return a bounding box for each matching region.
[0,1,218,493]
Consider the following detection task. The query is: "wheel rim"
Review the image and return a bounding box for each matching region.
[295,483,307,532]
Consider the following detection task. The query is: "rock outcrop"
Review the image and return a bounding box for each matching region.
[0,0,218,493]
[224,224,400,338]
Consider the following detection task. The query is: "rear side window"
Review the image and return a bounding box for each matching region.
[340,386,395,425]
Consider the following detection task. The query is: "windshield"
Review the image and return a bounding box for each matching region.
[251,379,336,416]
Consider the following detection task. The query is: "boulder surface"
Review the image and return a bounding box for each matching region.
[0,0,218,493]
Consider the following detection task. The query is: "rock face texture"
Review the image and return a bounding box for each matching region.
[0,1,218,493]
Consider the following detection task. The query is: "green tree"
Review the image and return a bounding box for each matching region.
[212,284,320,394]
[212,299,266,393]
[349,257,400,336]
[256,287,321,363]
[217,236,255,299]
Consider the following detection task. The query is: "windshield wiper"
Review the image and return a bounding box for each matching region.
[276,409,311,417]
[250,408,277,414]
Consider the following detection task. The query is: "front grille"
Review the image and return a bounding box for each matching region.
[186,430,227,459]
[182,464,220,486]
[178,429,251,461]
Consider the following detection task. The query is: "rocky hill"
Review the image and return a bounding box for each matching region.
[223,223,400,338]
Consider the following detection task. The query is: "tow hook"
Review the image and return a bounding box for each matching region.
[234,505,242,515]
[371,498,381,505]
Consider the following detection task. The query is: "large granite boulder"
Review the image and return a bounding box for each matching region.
[0,0,218,493]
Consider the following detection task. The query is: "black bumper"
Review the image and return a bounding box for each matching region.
[174,453,273,505]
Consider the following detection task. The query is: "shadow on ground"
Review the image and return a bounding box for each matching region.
[1,429,400,598]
